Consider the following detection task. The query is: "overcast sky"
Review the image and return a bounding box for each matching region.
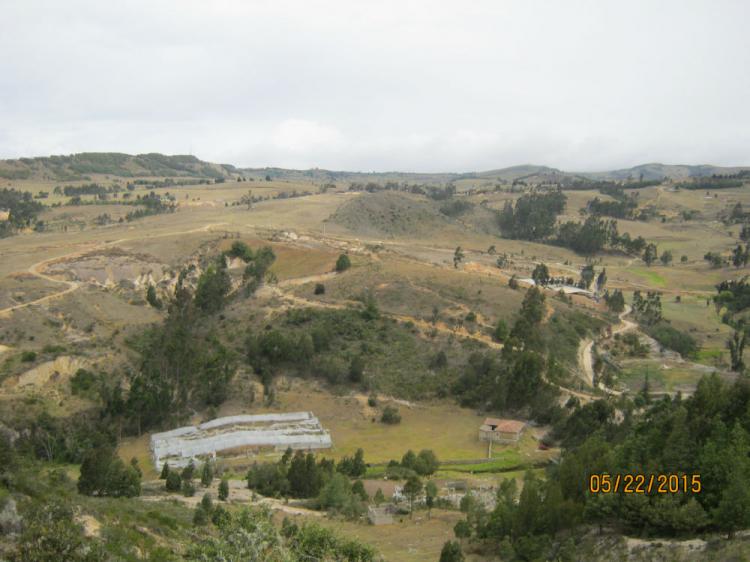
[1,0,748,172]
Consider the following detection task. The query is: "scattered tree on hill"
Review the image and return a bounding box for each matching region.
[728,327,748,372]
[225,240,254,262]
[454,519,472,541]
[160,461,170,480]
[239,191,254,209]
[403,475,423,517]
[219,479,229,501]
[193,493,214,526]
[194,262,231,314]
[494,319,509,342]
[335,253,351,272]
[531,263,550,286]
[182,479,196,497]
[579,264,595,290]
[374,488,385,506]
[439,540,465,562]
[732,244,750,268]
[453,246,464,269]
[596,268,607,292]
[314,283,325,294]
[201,461,214,487]
[704,251,725,268]
[77,446,141,497]
[643,243,658,266]
[337,448,367,478]
[381,405,401,425]
[352,479,369,501]
[166,471,181,492]
[425,480,438,519]
[604,289,626,313]
[660,250,673,266]
[146,285,162,309]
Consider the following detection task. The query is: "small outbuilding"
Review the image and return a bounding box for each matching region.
[478,418,526,444]
[367,505,397,525]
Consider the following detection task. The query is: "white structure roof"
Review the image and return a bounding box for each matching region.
[150,411,332,469]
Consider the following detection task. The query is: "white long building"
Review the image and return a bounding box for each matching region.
[150,411,332,469]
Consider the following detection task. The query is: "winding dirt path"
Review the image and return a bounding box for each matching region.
[576,305,635,395]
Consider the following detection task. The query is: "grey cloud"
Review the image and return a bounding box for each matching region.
[1,0,748,172]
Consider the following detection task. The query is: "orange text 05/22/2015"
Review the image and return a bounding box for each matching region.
[589,473,702,495]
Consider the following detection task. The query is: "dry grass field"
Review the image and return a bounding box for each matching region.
[4,168,750,560]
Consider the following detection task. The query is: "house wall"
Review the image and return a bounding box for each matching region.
[478,429,521,443]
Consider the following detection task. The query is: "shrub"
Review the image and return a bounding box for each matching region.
[166,471,181,492]
[218,479,229,501]
[381,405,401,425]
[314,283,325,295]
[182,479,196,497]
[646,321,698,357]
[20,351,36,362]
[70,368,97,396]
[335,254,351,272]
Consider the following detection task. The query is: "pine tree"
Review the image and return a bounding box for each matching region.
[439,540,465,562]
[159,461,170,480]
[453,247,464,269]
[425,481,438,519]
[200,461,214,487]
[218,479,229,501]
[351,448,366,477]
[166,471,181,492]
[403,475,423,518]
[713,470,750,538]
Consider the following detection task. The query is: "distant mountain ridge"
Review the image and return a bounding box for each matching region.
[0,152,747,183]
[0,152,236,181]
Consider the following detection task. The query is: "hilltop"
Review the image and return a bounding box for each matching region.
[0,152,236,181]
[2,152,748,184]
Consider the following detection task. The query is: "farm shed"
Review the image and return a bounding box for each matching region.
[478,418,526,444]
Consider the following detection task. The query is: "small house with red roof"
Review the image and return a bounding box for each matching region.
[478,418,526,444]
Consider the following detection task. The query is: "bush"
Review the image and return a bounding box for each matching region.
[381,405,401,425]
[166,471,182,492]
[440,540,465,562]
[218,479,229,501]
[182,479,196,497]
[646,321,698,357]
[70,368,97,396]
[314,283,325,295]
[20,351,36,362]
[335,254,351,272]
